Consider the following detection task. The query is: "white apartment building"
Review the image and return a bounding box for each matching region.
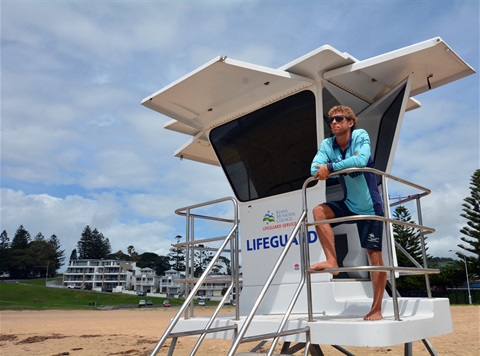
[158,270,234,301]
[62,259,159,293]
[159,269,184,298]
[135,266,158,294]
[194,274,234,302]
[63,259,236,300]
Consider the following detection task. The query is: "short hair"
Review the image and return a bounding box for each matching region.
[328,105,358,130]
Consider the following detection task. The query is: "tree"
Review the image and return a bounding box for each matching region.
[48,234,65,274]
[458,168,480,277]
[29,239,56,278]
[0,230,9,250]
[137,253,171,276]
[127,245,138,261]
[11,225,31,249]
[91,228,111,258]
[392,205,428,292]
[137,252,160,270]
[34,232,45,241]
[168,235,186,271]
[0,230,10,273]
[193,244,214,277]
[8,249,38,278]
[155,255,172,276]
[69,249,78,261]
[107,250,131,260]
[217,255,232,275]
[77,225,93,258]
[77,226,111,259]
[392,206,426,266]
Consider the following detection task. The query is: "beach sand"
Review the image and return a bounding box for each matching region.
[0,305,478,355]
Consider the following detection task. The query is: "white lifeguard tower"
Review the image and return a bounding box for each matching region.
[141,37,475,355]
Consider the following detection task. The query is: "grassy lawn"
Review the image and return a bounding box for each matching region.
[0,278,182,310]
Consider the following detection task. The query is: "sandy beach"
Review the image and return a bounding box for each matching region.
[0,305,478,355]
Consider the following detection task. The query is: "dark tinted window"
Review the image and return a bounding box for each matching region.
[209,90,317,202]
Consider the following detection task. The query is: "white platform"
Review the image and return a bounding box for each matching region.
[170,298,452,348]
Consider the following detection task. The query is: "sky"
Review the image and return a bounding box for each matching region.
[1,0,479,271]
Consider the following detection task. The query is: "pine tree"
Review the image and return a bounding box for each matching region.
[392,205,427,293]
[458,169,480,277]
[29,239,55,278]
[69,249,78,261]
[34,232,45,241]
[168,235,186,271]
[77,226,111,259]
[392,205,426,266]
[0,230,10,273]
[194,244,215,277]
[156,255,172,276]
[0,230,9,250]
[48,234,65,274]
[11,225,31,249]
[77,225,93,259]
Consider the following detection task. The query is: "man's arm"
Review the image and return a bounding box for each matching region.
[311,140,330,176]
[330,130,371,172]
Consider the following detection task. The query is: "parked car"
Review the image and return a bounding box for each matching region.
[163,300,171,307]
[67,284,76,289]
[138,300,146,308]
[137,290,146,296]
[198,299,205,306]
[146,300,153,306]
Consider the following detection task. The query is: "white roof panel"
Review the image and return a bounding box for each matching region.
[323,37,475,104]
[142,57,314,135]
[142,37,475,165]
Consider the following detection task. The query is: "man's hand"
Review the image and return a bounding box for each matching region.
[314,164,330,180]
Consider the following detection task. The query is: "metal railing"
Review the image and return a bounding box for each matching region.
[226,167,439,355]
[152,168,440,355]
[302,167,439,322]
[151,197,240,356]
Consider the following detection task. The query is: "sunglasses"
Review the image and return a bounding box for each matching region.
[327,115,349,124]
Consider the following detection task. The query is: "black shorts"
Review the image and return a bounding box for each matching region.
[324,200,383,251]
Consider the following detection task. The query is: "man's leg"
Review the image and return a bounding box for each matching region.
[364,249,387,320]
[309,204,338,272]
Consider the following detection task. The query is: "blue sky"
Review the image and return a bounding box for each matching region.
[1,0,479,268]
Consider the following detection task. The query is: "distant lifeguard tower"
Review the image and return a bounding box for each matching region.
[141,37,475,355]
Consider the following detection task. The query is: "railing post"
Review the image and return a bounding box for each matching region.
[381,174,401,321]
[232,199,240,319]
[302,177,315,322]
[416,197,432,298]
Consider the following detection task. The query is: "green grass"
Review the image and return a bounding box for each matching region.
[0,278,182,310]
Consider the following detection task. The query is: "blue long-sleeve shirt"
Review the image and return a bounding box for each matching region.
[311,129,384,216]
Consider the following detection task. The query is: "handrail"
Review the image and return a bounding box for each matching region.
[226,210,308,356]
[152,168,438,355]
[307,214,434,234]
[191,283,236,354]
[227,167,437,354]
[150,196,239,356]
[302,167,436,321]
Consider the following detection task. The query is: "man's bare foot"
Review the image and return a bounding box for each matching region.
[309,261,339,275]
[364,310,382,321]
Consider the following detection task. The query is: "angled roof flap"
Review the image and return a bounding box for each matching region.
[164,119,199,136]
[323,37,475,103]
[142,57,314,137]
[279,45,356,80]
[174,136,219,166]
